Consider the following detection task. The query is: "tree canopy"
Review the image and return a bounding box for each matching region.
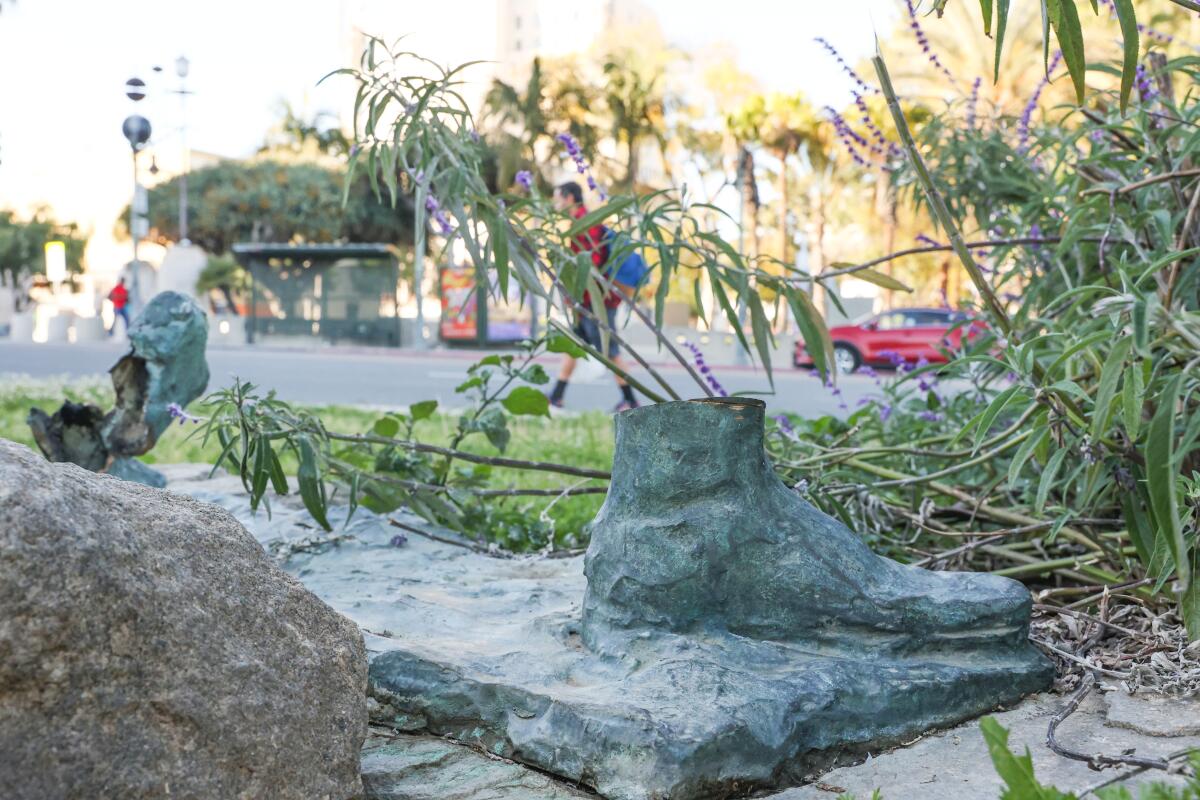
[119,159,415,254]
[0,208,87,287]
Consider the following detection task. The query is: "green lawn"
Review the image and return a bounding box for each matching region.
[1,375,614,543]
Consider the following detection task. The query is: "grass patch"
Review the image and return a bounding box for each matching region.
[1,375,614,542]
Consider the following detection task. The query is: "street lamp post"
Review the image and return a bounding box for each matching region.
[174,56,191,244]
[122,114,152,313]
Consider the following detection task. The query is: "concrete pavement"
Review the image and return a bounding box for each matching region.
[0,341,886,417]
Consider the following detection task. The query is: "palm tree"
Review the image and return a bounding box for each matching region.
[482,58,548,162]
[481,57,601,190]
[725,97,766,263]
[602,55,669,191]
[259,102,351,162]
[759,94,822,267]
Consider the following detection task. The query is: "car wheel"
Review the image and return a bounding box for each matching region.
[833,344,861,374]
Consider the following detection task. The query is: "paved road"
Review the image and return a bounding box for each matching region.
[0,341,886,418]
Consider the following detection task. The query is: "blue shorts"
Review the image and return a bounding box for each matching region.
[575,305,620,357]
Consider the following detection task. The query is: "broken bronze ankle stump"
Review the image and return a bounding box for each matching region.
[305,398,1052,800]
[27,291,209,487]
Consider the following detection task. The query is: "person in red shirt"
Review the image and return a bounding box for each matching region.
[107,277,130,336]
[547,181,638,411]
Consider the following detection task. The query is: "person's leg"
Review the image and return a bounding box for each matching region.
[549,315,594,406]
[605,306,638,409]
[549,354,576,406]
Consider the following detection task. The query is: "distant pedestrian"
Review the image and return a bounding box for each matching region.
[108,278,130,336]
[546,181,640,412]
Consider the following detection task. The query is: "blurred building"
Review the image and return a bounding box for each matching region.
[495,0,658,82]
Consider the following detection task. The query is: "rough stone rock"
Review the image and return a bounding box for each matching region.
[361,730,594,799]
[0,439,367,800]
[769,690,1200,799]
[27,290,209,486]
[1105,690,1200,738]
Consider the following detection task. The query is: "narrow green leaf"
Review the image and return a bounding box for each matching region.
[980,0,994,36]
[788,289,834,381]
[995,0,1011,82]
[1122,362,1144,440]
[1035,446,1069,513]
[1132,296,1150,355]
[1047,0,1087,104]
[1120,486,1155,569]
[1040,0,1051,75]
[211,428,239,479]
[1045,330,1110,379]
[1090,337,1131,441]
[250,434,269,512]
[1181,555,1200,641]
[484,209,510,297]
[1110,0,1139,112]
[853,268,913,293]
[710,267,753,358]
[692,277,707,325]
[268,448,289,495]
[298,437,332,532]
[973,385,1023,453]
[1146,373,1188,589]
[346,471,361,529]
[747,291,774,387]
[563,197,635,239]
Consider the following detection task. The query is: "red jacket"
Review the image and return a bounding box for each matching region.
[109,283,129,310]
[569,205,621,309]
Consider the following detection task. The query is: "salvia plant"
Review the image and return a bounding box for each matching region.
[196,335,610,551]
[768,45,1200,636]
[201,13,1200,638]
[192,39,847,550]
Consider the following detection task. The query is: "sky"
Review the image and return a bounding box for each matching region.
[0,0,898,275]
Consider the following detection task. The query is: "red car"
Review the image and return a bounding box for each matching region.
[794,307,985,373]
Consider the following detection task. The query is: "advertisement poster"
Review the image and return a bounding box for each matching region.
[440,265,532,343]
[439,266,477,341]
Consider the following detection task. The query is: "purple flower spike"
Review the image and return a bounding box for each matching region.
[1134,63,1157,103]
[389,533,407,547]
[966,76,981,129]
[814,37,879,95]
[684,341,727,397]
[433,209,454,235]
[1018,51,1062,152]
[556,133,605,197]
[774,414,794,434]
[167,402,201,425]
[515,170,533,190]
[825,107,890,171]
[905,0,955,85]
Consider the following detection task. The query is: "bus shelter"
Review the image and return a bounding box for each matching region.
[232,243,401,347]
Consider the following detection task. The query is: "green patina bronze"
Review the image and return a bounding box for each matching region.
[357,398,1053,799]
[28,291,209,487]
[584,397,1040,655]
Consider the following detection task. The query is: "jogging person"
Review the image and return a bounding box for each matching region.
[546,181,640,412]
